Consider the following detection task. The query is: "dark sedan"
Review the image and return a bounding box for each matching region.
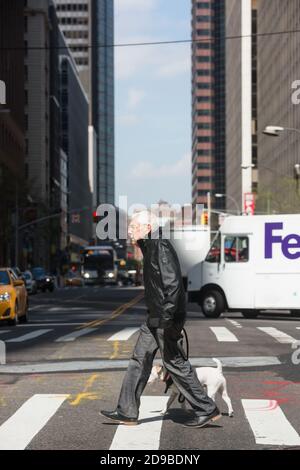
[31,267,55,292]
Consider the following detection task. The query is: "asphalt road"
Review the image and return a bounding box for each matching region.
[0,285,300,451]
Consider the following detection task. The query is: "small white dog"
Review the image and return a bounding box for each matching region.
[148,358,234,417]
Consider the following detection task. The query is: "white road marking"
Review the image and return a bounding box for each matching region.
[0,331,10,335]
[5,329,52,343]
[107,327,139,341]
[109,396,168,450]
[0,356,281,374]
[16,323,85,327]
[257,327,297,344]
[0,394,69,450]
[227,320,243,328]
[210,327,239,342]
[242,399,300,446]
[48,307,85,312]
[55,327,97,342]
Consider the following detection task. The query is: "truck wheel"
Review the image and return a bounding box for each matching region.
[200,290,225,318]
[241,310,259,319]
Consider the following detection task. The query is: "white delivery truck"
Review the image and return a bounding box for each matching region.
[168,225,210,290]
[187,214,300,318]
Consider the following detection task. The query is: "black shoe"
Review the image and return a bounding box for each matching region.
[100,410,138,426]
[183,408,221,428]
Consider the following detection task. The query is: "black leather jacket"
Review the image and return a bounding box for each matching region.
[136,228,186,329]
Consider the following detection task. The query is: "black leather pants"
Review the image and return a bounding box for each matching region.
[116,322,217,420]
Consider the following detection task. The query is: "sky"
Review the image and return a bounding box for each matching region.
[115,0,192,212]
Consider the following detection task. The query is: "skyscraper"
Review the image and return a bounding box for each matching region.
[55,0,115,208]
[55,0,90,95]
[191,0,226,215]
[256,0,300,213]
[91,0,115,207]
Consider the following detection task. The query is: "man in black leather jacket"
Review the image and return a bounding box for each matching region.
[101,211,220,428]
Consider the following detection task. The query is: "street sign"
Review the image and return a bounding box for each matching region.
[244,193,255,215]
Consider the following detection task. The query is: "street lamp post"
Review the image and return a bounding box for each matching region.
[214,193,240,215]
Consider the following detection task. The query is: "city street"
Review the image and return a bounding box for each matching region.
[0,285,299,450]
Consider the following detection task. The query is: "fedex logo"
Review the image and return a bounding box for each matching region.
[265,223,300,260]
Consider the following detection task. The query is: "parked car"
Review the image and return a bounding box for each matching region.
[31,267,55,292]
[22,270,38,295]
[0,268,28,325]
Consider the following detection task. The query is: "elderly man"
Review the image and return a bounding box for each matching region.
[101,210,220,428]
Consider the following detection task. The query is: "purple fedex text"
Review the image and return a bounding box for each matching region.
[265,223,300,260]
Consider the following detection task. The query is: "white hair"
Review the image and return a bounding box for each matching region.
[131,210,159,232]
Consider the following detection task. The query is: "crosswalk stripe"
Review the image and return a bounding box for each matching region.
[0,394,69,450]
[0,331,10,335]
[107,327,140,341]
[109,396,169,450]
[257,327,297,344]
[209,327,239,342]
[242,399,300,446]
[55,327,97,342]
[5,329,52,343]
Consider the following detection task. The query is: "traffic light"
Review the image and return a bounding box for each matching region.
[200,210,209,225]
[93,211,100,223]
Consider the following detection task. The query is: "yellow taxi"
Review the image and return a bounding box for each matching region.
[0,268,28,325]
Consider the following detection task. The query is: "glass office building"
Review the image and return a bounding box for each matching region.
[91,0,115,206]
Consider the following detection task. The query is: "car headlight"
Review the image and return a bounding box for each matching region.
[84,273,90,279]
[108,272,114,278]
[0,292,11,302]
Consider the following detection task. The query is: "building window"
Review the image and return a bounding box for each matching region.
[198,123,212,129]
[197,83,211,89]
[196,70,211,76]
[196,2,210,8]
[198,176,211,182]
[196,29,211,36]
[197,56,211,63]
[197,43,211,49]
[198,163,211,169]
[197,110,212,116]
[196,16,211,22]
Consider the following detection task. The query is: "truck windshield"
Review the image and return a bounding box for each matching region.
[83,251,113,271]
[205,233,221,263]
